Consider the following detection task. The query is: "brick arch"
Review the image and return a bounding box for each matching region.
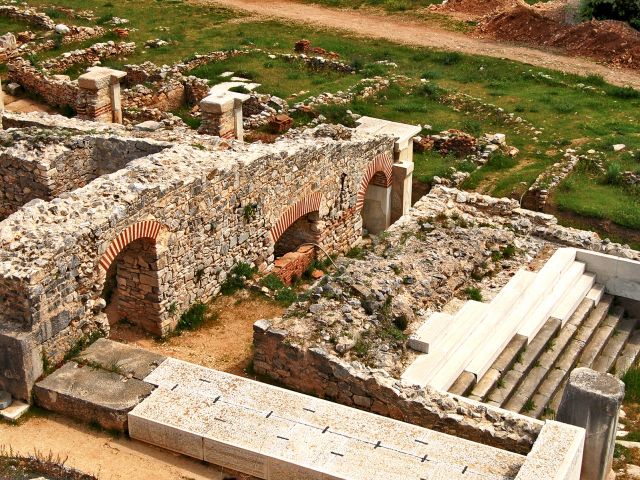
[356,152,393,211]
[270,192,323,244]
[98,220,165,271]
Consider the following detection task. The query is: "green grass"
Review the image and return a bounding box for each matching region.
[623,366,640,403]
[190,52,362,100]
[555,171,640,231]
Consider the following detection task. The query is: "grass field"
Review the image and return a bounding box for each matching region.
[3,0,639,243]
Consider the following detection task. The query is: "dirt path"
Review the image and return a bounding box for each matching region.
[195,0,640,89]
[110,290,285,376]
[0,414,232,480]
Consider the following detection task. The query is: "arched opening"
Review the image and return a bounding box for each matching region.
[102,237,162,335]
[360,171,392,236]
[272,211,321,284]
[274,211,321,257]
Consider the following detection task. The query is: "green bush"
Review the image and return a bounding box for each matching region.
[275,287,298,306]
[465,286,483,301]
[176,302,208,331]
[580,0,640,30]
[220,262,256,294]
[260,273,285,291]
[605,162,623,185]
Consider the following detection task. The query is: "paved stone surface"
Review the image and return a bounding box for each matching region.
[131,358,527,480]
[34,361,155,431]
[78,338,166,381]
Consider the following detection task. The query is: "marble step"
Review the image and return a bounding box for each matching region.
[516,261,585,341]
[527,301,619,418]
[401,301,488,387]
[408,312,454,354]
[614,329,640,378]
[430,270,537,391]
[591,316,637,374]
[550,273,596,326]
[465,253,578,381]
[501,296,602,413]
[480,318,561,406]
[453,334,526,399]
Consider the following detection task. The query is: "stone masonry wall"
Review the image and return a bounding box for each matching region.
[0,125,393,401]
[0,130,170,219]
[252,321,542,455]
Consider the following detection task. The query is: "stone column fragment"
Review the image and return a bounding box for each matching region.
[556,367,624,480]
[77,67,126,123]
[199,92,244,140]
[391,161,413,223]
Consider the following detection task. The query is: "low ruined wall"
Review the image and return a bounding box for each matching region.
[0,130,170,219]
[0,125,393,400]
[252,320,541,455]
[8,58,79,109]
[0,5,55,30]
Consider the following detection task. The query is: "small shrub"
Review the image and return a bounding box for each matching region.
[502,244,517,259]
[96,13,115,24]
[523,399,536,412]
[260,273,285,291]
[439,51,462,66]
[176,302,208,331]
[221,262,256,295]
[346,246,366,259]
[465,286,483,301]
[605,162,622,185]
[275,287,297,306]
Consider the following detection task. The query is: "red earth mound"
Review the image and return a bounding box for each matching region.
[478,5,640,70]
[436,0,525,19]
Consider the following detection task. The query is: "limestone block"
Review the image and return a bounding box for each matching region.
[556,368,624,480]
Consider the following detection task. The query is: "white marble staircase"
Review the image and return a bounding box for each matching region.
[402,248,598,392]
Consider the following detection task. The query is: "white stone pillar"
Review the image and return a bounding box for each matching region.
[391,161,413,223]
[556,368,624,480]
[362,184,391,235]
[233,97,244,142]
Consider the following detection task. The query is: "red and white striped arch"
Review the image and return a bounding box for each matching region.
[356,152,393,211]
[270,192,322,244]
[98,220,164,271]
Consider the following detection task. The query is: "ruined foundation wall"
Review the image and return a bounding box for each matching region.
[0,128,393,400]
[252,322,542,455]
[0,133,169,219]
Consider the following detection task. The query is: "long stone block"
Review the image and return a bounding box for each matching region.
[550,273,596,325]
[407,312,453,353]
[133,358,526,480]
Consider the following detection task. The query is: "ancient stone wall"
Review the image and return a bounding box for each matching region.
[0,125,393,401]
[8,58,79,109]
[0,130,170,219]
[0,5,55,30]
[252,321,542,455]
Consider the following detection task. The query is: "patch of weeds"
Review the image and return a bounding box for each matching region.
[545,339,556,352]
[465,286,483,301]
[175,302,209,332]
[64,331,104,361]
[542,407,556,418]
[167,302,178,316]
[243,203,258,222]
[354,338,370,357]
[623,366,640,402]
[221,262,257,294]
[523,399,536,412]
[514,352,523,364]
[496,377,505,389]
[260,273,285,291]
[614,443,630,459]
[274,287,298,306]
[346,246,366,259]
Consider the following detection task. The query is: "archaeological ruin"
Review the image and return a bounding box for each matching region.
[1,2,640,478]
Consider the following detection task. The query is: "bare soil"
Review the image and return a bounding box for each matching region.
[434,0,525,21]
[196,0,640,88]
[479,6,640,70]
[0,413,239,480]
[3,93,56,114]
[109,290,285,376]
